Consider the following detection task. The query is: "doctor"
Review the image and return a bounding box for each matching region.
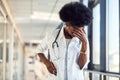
[36,2,93,80]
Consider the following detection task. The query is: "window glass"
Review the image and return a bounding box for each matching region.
[107,77,119,80]
[106,0,119,74]
[6,22,11,80]
[13,31,18,80]
[83,0,88,6]
[0,11,4,80]
[93,4,100,65]
[92,3,100,80]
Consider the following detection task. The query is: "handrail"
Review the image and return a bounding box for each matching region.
[84,69,120,78]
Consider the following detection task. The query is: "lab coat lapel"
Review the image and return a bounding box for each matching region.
[56,27,66,59]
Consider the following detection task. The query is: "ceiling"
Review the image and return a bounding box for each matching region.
[7,0,79,43]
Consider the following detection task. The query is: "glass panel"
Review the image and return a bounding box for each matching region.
[13,32,18,80]
[6,22,11,80]
[83,0,89,35]
[106,0,119,73]
[93,4,100,65]
[92,73,100,80]
[107,76,119,80]
[0,11,4,80]
[92,3,100,80]
[83,0,88,6]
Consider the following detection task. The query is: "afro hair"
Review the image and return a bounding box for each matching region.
[59,2,93,27]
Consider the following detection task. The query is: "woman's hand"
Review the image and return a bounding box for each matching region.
[72,27,87,52]
[44,60,57,75]
[72,27,87,44]
[38,54,57,75]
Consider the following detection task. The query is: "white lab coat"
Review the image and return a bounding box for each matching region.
[36,25,90,80]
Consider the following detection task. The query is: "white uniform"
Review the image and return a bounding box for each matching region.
[36,25,90,80]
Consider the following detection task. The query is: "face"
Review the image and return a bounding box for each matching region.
[65,22,84,37]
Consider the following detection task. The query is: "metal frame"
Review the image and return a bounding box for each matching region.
[84,70,120,78]
[119,1,120,80]
[88,0,100,8]
[80,0,83,2]
[100,0,106,80]
[88,15,93,80]
[100,0,106,72]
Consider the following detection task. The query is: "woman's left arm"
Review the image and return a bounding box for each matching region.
[78,42,87,69]
[73,27,88,69]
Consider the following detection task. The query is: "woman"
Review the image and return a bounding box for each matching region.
[36,1,92,80]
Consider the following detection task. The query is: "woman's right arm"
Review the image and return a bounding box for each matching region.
[36,35,57,75]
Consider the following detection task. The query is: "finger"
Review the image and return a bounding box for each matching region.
[82,28,86,34]
[80,28,86,35]
[53,64,57,73]
[73,30,83,37]
[75,27,85,34]
[48,67,54,74]
[73,31,85,38]
[74,27,83,32]
[73,28,85,35]
[51,62,57,75]
[73,29,82,34]
[73,32,85,41]
[47,64,55,74]
[73,32,82,39]
[50,62,54,67]
[49,68,56,75]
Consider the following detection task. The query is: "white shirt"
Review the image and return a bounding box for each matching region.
[36,26,90,80]
[65,39,71,80]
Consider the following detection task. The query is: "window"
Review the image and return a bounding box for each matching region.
[93,4,100,65]
[92,3,100,80]
[83,0,120,80]
[0,11,4,80]
[106,0,119,80]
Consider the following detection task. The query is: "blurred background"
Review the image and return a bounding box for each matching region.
[0,0,120,80]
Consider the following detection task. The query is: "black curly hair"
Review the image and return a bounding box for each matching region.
[59,2,93,27]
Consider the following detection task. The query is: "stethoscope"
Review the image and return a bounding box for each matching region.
[48,25,63,60]
[52,27,62,49]
[48,23,66,60]
[52,22,65,49]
